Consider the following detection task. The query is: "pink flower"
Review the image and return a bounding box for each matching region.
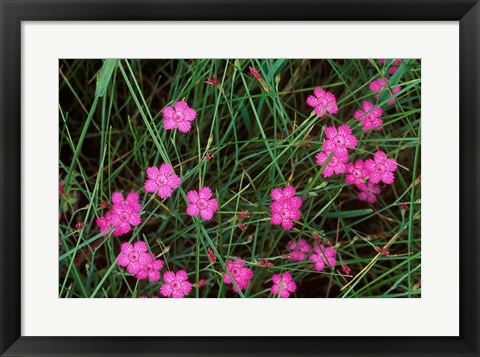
[259,258,274,268]
[162,101,197,133]
[236,209,250,219]
[117,241,151,275]
[207,248,217,264]
[342,264,351,275]
[144,164,182,199]
[271,272,297,298]
[249,66,263,81]
[365,150,397,184]
[345,160,368,186]
[322,124,358,157]
[288,239,312,261]
[270,185,300,203]
[135,257,164,282]
[96,211,113,236]
[110,192,142,236]
[309,244,336,271]
[270,186,302,231]
[160,270,192,298]
[186,187,218,220]
[306,87,338,117]
[354,101,383,131]
[203,153,215,161]
[205,76,219,86]
[357,182,382,203]
[223,258,254,293]
[315,151,348,178]
[369,77,401,105]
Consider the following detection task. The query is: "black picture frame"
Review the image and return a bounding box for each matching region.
[1,0,479,356]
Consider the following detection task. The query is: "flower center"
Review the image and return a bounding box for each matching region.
[376,163,386,173]
[197,199,208,210]
[281,208,291,219]
[335,136,345,146]
[119,212,129,222]
[232,268,240,277]
[157,174,168,185]
[173,112,184,122]
[318,98,328,107]
[171,281,179,290]
[129,252,139,262]
[330,156,338,166]
[353,169,362,177]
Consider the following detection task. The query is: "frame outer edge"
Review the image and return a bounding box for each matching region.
[0,1,22,356]
[1,0,480,356]
[460,1,480,355]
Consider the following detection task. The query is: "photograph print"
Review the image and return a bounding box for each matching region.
[58,59,421,298]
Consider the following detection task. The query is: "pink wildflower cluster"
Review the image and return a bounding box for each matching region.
[160,270,192,298]
[144,164,182,199]
[117,241,164,282]
[271,272,297,298]
[370,77,401,105]
[343,151,397,202]
[306,87,338,117]
[315,124,357,178]
[287,239,312,261]
[309,244,337,272]
[270,186,303,230]
[286,234,338,273]
[224,258,254,293]
[90,61,412,298]
[144,159,218,221]
[96,192,142,237]
[379,59,402,75]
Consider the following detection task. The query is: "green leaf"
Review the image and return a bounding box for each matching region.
[271,59,287,76]
[323,209,373,218]
[95,59,118,98]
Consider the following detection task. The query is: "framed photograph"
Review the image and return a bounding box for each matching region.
[1,0,479,356]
